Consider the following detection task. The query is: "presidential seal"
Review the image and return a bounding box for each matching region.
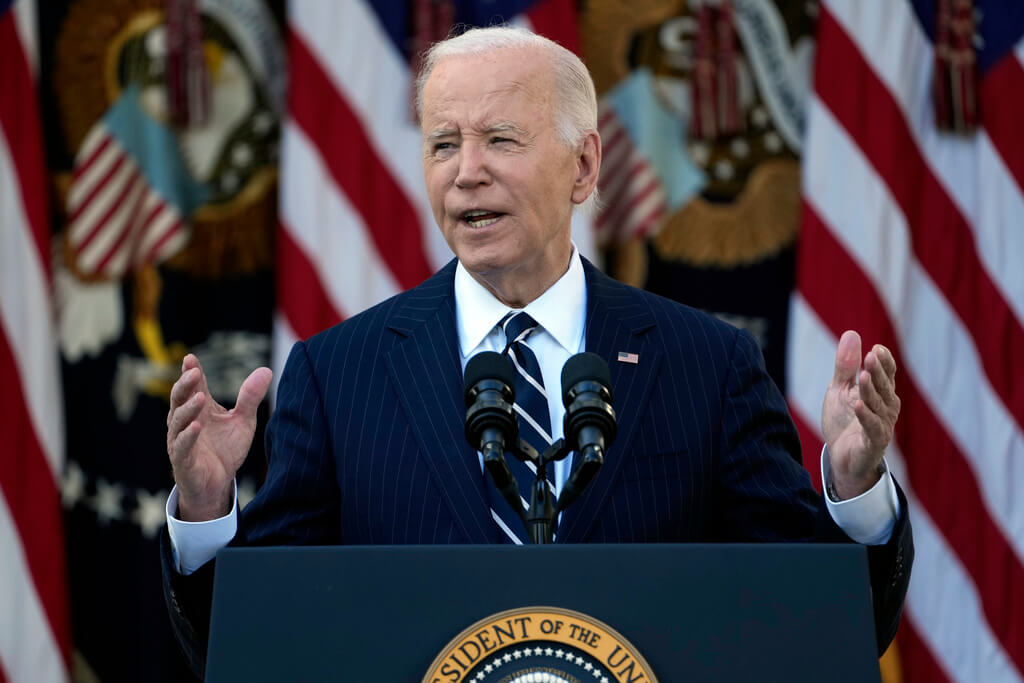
[423,607,657,683]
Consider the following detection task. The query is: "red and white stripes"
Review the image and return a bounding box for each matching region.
[275,0,429,373]
[0,1,70,681]
[595,105,668,246]
[66,126,187,278]
[275,0,584,375]
[789,1,1024,680]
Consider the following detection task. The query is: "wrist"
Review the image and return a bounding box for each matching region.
[828,462,885,501]
[177,486,233,522]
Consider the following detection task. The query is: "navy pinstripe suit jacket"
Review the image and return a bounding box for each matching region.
[162,258,911,675]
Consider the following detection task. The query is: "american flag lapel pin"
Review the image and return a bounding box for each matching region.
[617,351,639,364]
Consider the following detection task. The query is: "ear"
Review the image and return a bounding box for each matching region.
[570,130,602,206]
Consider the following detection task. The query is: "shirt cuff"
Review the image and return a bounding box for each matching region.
[165,482,238,575]
[821,446,901,545]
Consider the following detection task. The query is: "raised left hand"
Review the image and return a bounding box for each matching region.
[822,330,901,499]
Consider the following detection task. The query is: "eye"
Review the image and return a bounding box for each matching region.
[432,141,457,157]
[491,136,514,145]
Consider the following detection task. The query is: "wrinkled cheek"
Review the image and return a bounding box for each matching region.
[423,189,448,231]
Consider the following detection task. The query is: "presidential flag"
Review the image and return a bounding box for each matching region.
[44,0,281,679]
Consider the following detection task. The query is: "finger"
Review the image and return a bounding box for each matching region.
[872,344,898,378]
[831,330,862,387]
[187,355,214,400]
[182,353,201,373]
[168,392,205,449]
[169,367,202,412]
[858,368,886,415]
[170,420,202,468]
[179,354,214,397]
[864,352,897,405]
[854,399,892,454]
[234,367,273,419]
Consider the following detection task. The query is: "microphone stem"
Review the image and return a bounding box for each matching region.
[527,474,555,544]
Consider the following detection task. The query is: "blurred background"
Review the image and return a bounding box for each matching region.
[2,0,1020,681]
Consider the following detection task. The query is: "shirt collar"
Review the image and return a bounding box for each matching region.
[455,248,586,359]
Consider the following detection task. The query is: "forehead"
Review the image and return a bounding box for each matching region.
[421,48,555,128]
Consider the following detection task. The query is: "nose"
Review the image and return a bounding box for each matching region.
[454,143,490,189]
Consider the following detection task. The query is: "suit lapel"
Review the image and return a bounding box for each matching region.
[558,260,661,543]
[381,258,661,544]
[384,261,497,543]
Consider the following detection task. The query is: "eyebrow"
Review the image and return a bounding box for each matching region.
[483,122,527,136]
[424,122,528,141]
[425,128,458,142]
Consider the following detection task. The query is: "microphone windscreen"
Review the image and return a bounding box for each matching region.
[464,351,515,391]
[561,352,611,401]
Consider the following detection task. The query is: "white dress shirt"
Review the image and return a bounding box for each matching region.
[167,249,899,573]
[453,246,588,492]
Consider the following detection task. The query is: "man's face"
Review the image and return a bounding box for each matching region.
[420,48,592,297]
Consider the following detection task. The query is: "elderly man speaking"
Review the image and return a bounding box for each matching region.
[162,26,912,677]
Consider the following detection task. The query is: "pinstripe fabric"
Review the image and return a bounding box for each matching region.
[235,257,904,549]
[164,256,911,666]
[238,260,498,545]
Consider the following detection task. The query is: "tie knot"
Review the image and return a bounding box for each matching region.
[500,311,539,347]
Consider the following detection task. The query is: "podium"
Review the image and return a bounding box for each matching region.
[206,544,880,682]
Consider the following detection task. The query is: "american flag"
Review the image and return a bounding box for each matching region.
[596,102,668,245]
[788,1,1024,681]
[594,67,705,248]
[616,351,639,364]
[273,0,591,380]
[64,83,208,279]
[0,0,70,681]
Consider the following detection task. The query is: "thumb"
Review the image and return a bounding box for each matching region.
[235,367,273,418]
[832,330,862,387]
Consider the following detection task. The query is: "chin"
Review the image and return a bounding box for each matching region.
[453,240,513,272]
[458,254,512,277]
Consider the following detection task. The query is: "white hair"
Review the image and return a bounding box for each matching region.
[415,26,601,214]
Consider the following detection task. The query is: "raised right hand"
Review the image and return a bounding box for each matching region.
[166,354,273,521]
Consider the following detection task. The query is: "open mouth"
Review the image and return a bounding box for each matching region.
[461,209,504,228]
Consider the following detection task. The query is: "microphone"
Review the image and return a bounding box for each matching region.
[463,352,521,519]
[559,352,617,511]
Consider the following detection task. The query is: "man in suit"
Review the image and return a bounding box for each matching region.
[163,26,911,677]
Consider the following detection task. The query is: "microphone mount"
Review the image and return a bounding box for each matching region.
[464,351,617,545]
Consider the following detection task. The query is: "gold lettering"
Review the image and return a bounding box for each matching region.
[512,616,532,638]
[448,651,468,672]
[458,641,482,666]
[439,662,460,682]
[493,620,516,646]
[476,628,496,653]
[607,645,629,668]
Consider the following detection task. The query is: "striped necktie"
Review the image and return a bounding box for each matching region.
[488,311,556,543]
